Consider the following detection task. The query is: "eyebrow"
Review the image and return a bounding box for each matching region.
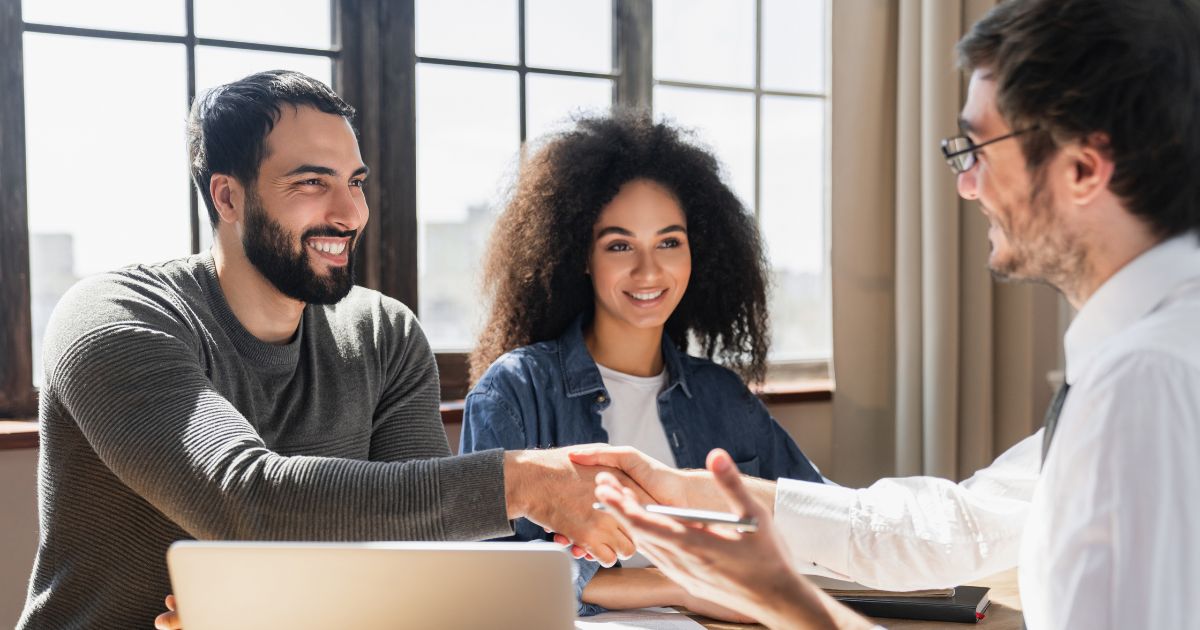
[283,164,371,178]
[957,117,978,136]
[595,224,687,238]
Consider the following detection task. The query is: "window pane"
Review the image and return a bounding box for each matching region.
[24,33,190,385]
[760,96,828,360]
[417,65,520,351]
[195,0,332,49]
[762,0,825,93]
[194,46,333,96]
[526,74,612,142]
[526,0,612,73]
[654,0,755,87]
[22,0,185,35]
[416,0,518,64]
[654,85,755,209]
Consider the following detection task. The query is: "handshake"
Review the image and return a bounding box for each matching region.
[505,443,722,566]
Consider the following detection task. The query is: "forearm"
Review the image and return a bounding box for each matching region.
[774,474,1027,590]
[581,568,684,610]
[159,435,509,541]
[678,469,778,514]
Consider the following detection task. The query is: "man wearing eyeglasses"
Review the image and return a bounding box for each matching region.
[573,0,1200,628]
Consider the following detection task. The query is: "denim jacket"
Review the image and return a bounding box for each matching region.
[460,316,824,616]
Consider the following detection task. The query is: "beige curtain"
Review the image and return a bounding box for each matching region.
[827,0,1061,486]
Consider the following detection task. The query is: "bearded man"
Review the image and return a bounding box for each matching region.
[18,70,641,628]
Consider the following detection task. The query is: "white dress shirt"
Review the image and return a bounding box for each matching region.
[774,233,1200,629]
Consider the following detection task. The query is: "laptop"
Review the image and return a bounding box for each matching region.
[167,541,576,629]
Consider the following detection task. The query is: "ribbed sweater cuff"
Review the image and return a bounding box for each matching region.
[437,448,513,540]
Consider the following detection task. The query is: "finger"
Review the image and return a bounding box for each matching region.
[706,448,764,520]
[590,543,618,567]
[553,535,589,559]
[154,610,181,630]
[595,484,688,540]
[611,471,657,504]
[165,594,176,610]
[567,445,640,467]
[595,471,622,489]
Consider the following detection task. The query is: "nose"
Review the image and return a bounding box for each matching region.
[328,182,368,232]
[956,164,979,200]
[631,247,663,281]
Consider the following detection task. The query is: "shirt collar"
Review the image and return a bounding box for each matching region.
[557,314,693,399]
[1064,231,1200,384]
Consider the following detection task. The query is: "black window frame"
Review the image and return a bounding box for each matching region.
[0,0,829,418]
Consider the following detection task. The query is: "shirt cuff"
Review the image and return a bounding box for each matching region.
[774,477,856,579]
[436,448,513,540]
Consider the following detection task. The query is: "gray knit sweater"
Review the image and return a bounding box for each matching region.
[18,253,511,629]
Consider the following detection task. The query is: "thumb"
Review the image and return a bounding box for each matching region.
[568,445,638,469]
[706,448,762,520]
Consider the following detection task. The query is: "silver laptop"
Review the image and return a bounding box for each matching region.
[167,541,576,629]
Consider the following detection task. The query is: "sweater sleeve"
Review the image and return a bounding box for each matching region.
[45,296,511,543]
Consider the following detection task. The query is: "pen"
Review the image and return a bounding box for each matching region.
[593,502,758,533]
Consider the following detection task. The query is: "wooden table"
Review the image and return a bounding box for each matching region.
[687,569,1021,629]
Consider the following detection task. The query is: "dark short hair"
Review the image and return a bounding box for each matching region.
[957,0,1200,238]
[187,70,355,225]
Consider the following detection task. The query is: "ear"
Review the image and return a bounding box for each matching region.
[209,174,246,225]
[1065,132,1115,207]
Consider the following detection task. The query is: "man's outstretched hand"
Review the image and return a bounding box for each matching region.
[504,446,656,567]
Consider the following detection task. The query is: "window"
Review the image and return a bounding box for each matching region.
[0,0,831,418]
[652,0,830,369]
[414,0,616,351]
[12,0,336,400]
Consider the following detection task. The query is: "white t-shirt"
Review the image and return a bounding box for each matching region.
[596,362,677,569]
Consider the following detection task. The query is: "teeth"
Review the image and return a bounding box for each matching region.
[309,241,346,255]
[630,290,665,301]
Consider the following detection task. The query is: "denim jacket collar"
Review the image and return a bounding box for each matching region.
[556,315,694,400]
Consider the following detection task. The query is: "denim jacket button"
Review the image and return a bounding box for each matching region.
[596,394,606,403]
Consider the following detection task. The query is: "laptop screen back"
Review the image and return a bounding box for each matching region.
[167,541,576,629]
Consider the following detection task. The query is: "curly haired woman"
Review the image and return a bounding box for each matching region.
[460,112,825,620]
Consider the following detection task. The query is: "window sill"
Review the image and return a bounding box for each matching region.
[0,420,38,450]
[753,379,834,405]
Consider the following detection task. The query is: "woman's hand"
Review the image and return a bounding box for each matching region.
[154,594,182,629]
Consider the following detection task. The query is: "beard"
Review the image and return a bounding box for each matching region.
[987,170,1087,293]
[242,190,357,305]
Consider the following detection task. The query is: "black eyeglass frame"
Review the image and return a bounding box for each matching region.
[940,127,1036,174]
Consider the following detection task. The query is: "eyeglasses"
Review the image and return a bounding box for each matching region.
[940,128,1036,174]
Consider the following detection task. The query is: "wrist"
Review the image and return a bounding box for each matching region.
[503,450,535,519]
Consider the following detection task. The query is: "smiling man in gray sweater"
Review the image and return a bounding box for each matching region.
[17,70,639,629]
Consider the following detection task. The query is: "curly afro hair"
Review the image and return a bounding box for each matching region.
[469,110,772,384]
